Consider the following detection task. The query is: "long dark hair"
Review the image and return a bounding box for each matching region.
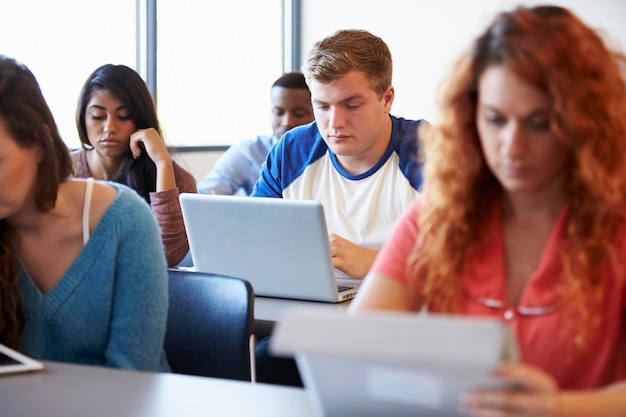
[76,64,160,203]
[0,55,73,349]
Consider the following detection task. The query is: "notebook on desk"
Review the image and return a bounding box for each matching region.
[271,309,519,417]
[179,193,358,303]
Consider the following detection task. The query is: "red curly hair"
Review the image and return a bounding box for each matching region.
[409,5,626,348]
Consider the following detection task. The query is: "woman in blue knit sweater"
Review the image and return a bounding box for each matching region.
[0,55,170,372]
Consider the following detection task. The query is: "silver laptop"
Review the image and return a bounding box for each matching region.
[271,309,519,417]
[179,193,358,303]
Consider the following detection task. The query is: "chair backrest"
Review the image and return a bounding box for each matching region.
[165,268,255,381]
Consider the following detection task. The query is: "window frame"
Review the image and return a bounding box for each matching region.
[136,0,301,151]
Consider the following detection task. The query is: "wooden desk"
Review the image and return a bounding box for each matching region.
[0,361,315,417]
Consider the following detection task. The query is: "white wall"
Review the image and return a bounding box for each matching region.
[300,0,626,122]
[174,151,223,183]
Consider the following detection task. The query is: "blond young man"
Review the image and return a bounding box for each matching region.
[252,29,425,279]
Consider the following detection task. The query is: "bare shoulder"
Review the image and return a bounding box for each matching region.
[64,179,118,233]
[88,180,118,221]
[56,178,118,239]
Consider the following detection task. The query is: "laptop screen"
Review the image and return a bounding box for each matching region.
[180,193,357,303]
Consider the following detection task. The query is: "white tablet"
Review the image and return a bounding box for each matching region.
[0,344,44,375]
[271,309,519,417]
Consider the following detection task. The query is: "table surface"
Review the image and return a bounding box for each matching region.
[176,266,358,337]
[254,295,352,336]
[0,361,316,417]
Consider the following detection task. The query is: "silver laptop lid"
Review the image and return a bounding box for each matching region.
[180,193,356,303]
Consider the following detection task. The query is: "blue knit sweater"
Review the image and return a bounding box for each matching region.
[18,183,170,372]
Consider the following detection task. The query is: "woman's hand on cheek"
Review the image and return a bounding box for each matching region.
[130,128,171,165]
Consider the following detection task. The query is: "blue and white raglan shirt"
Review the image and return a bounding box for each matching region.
[251,115,424,252]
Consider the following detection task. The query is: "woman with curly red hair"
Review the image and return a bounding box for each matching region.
[351,5,626,416]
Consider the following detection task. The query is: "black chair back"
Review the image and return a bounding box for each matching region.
[165,268,255,381]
